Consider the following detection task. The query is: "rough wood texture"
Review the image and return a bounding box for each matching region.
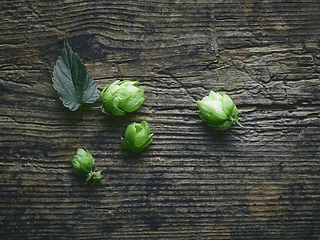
[1,0,320,239]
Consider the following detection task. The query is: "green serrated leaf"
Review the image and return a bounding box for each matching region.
[52,38,99,113]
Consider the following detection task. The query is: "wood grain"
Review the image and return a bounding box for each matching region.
[1,0,320,239]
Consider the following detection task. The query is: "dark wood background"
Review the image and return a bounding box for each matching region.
[1,0,320,239]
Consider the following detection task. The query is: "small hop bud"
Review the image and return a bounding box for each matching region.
[86,171,103,186]
[71,148,94,175]
[121,121,154,153]
[100,80,145,116]
[196,91,244,131]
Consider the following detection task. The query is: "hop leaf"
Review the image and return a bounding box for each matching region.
[52,38,99,115]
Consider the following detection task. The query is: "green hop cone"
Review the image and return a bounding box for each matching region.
[100,80,146,116]
[121,121,154,153]
[196,91,244,131]
[71,148,102,185]
[71,148,94,175]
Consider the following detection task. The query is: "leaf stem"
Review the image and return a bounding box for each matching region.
[91,105,102,109]
[80,105,83,120]
[120,151,129,160]
[236,120,245,128]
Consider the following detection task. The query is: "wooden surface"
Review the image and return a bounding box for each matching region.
[1,0,320,239]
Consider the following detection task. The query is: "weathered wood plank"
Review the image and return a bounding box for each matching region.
[1,0,320,239]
